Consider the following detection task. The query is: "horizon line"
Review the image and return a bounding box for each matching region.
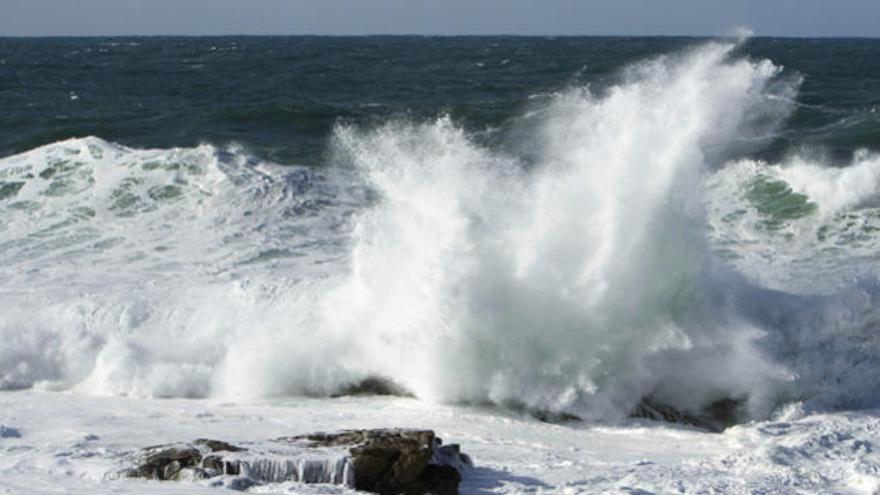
[1,33,879,40]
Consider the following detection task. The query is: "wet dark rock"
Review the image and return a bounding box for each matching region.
[119,428,470,495]
[494,398,583,424]
[0,425,21,438]
[122,445,204,480]
[433,443,473,472]
[120,439,247,481]
[410,464,461,495]
[226,476,259,491]
[193,438,246,453]
[280,428,463,495]
[202,454,241,475]
[332,376,414,397]
[631,397,746,433]
[532,409,583,423]
[703,397,746,429]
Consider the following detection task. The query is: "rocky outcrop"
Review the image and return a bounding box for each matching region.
[280,429,471,495]
[331,377,414,397]
[118,428,471,495]
[119,438,243,481]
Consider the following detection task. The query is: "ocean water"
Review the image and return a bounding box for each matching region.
[2,36,880,422]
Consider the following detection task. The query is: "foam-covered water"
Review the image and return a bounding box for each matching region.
[3,39,880,422]
[708,150,880,291]
[0,137,364,395]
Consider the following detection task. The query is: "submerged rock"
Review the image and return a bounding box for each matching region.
[702,398,746,428]
[0,425,21,438]
[531,409,583,423]
[332,376,414,397]
[496,398,584,424]
[631,398,746,433]
[118,428,471,495]
[193,438,246,453]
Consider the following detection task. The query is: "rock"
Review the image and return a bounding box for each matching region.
[281,429,461,495]
[532,409,582,423]
[0,426,21,438]
[433,443,473,472]
[495,399,582,424]
[120,439,247,481]
[202,454,241,475]
[206,476,260,491]
[408,464,461,495]
[702,398,745,428]
[193,438,246,452]
[177,466,211,481]
[122,445,203,480]
[118,428,470,495]
[332,376,414,397]
[630,397,746,433]
[226,476,259,491]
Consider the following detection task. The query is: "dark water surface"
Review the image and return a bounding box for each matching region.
[1,36,878,164]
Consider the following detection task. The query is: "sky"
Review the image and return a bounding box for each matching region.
[0,0,878,37]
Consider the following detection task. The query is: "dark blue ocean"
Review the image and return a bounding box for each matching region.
[1,37,877,164]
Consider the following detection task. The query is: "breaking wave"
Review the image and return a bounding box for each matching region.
[3,41,880,421]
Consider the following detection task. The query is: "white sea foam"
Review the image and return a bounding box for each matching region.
[2,41,880,420]
[221,42,798,417]
[780,150,880,215]
[0,137,360,396]
[706,150,880,292]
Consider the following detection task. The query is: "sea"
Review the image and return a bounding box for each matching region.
[2,36,880,494]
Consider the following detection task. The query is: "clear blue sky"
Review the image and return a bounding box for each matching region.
[1,0,878,37]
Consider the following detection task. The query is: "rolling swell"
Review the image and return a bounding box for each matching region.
[2,41,880,422]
